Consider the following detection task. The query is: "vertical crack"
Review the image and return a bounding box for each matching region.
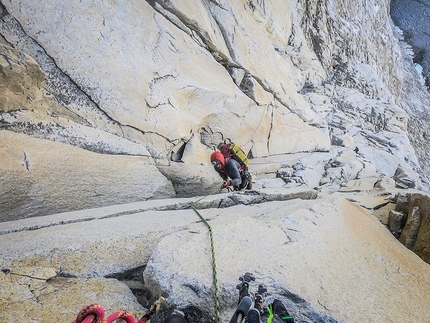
[0,11,119,127]
[210,13,237,64]
[147,0,231,65]
[0,8,153,147]
[23,150,30,171]
[0,7,166,160]
[267,104,274,152]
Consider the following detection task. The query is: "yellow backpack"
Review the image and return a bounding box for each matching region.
[219,139,249,169]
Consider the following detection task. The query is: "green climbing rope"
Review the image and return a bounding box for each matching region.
[189,189,222,323]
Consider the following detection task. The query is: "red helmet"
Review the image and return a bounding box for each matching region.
[210,151,225,166]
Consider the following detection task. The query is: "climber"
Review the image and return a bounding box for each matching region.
[210,150,252,191]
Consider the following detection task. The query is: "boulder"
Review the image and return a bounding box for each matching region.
[257,177,288,188]
[407,193,430,263]
[0,266,145,323]
[393,193,430,263]
[393,166,416,189]
[399,206,421,249]
[0,130,175,221]
[158,163,222,198]
[143,197,430,323]
[388,210,406,237]
[414,212,430,264]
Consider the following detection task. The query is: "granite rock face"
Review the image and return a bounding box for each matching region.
[1,183,430,323]
[393,192,430,264]
[0,129,175,221]
[1,2,430,321]
[391,0,430,89]
[0,0,429,217]
[390,0,430,188]
[1,267,145,323]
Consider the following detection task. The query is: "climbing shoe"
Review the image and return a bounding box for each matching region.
[246,173,253,190]
[246,180,252,190]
